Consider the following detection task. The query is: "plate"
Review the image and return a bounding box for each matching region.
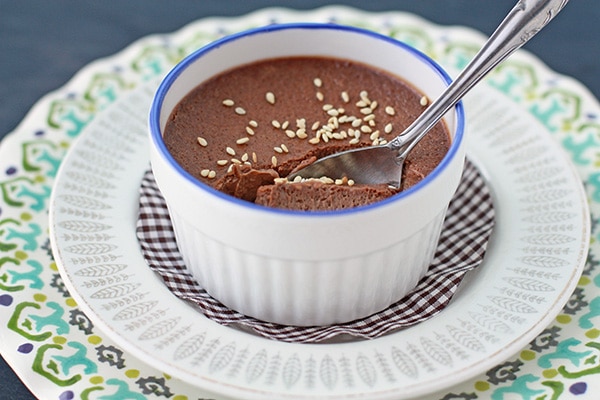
[2,6,598,400]
[49,33,589,400]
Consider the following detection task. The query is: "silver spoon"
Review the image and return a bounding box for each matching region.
[288,0,568,188]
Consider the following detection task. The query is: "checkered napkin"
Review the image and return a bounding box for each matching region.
[136,160,495,343]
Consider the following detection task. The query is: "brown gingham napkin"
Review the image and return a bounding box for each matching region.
[136,159,495,343]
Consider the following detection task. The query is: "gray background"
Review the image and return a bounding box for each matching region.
[1,1,598,398]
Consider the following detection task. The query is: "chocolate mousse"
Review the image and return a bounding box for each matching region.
[163,56,450,211]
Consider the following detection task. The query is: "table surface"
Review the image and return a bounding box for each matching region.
[1,1,598,398]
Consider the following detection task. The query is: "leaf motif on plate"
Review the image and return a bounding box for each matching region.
[245,349,267,383]
[174,333,205,361]
[523,212,576,224]
[468,312,513,334]
[74,264,127,277]
[505,144,548,165]
[513,165,562,182]
[446,325,486,353]
[138,316,181,341]
[356,354,376,387]
[209,342,236,373]
[520,255,569,268]
[519,189,571,203]
[63,243,116,255]
[320,354,338,390]
[421,337,453,367]
[112,300,158,320]
[73,149,124,171]
[504,277,555,291]
[90,282,140,299]
[58,194,111,210]
[58,220,112,232]
[282,353,301,389]
[520,233,575,245]
[489,296,538,313]
[390,347,418,379]
[64,170,116,189]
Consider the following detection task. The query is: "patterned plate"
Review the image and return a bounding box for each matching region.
[2,6,599,400]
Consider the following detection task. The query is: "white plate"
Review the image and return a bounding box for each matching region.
[49,62,589,399]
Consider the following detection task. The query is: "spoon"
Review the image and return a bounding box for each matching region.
[288,0,569,188]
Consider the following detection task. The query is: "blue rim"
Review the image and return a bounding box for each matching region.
[149,22,465,217]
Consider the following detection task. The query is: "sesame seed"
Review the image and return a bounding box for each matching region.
[281,121,290,130]
[309,137,320,145]
[281,144,289,153]
[227,164,233,173]
[296,118,306,128]
[370,100,378,110]
[369,119,376,127]
[335,179,344,185]
[361,125,372,133]
[245,126,255,135]
[370,131,380,141]
[293,176,303,183]
[252,152,258,163]
[217,159,228,166]
[316,91,324,101]
[226,146,236,156]
[349,137,360,145]
[241,153,249,162]
[420,96,429,106]
[235,107,246,115]
[341,91,350,103]
[385,123,393,133]
[274,177,287,184]
[327,109,339,117]
[313,77,323,88]
[332,133,343,140]
[231,158,241,164]
[348,179,355,186]
[197,137,208,147]
[285,130,296,138]
[351,119,362,128]
[266,92,276,104]
[236,137,250,145]
[249,120,258,128]
[296,129,308,139]
[208,170,217,179]
[200,169,210,177]
[271,155,278,167]
[274,146,283,154]
[272,120,281,128]
[363,114,376,122]
[360,107,373,115]
[311,121,320,131]
[356,100,368,108]
[360,90,370,103]
[322,104,334,111]
[385,106,396,115]
[320,177,334,184]
[222,99,235,106]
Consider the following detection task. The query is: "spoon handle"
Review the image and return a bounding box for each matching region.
[389,0,569,157]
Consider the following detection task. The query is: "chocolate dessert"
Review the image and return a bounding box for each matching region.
[163,57,450,211]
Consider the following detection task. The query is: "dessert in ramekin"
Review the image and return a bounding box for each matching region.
[149,23,465,326]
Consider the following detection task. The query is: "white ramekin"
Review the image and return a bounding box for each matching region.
[149,23,465,326]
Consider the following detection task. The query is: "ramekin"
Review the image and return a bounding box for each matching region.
[149,23,465,326]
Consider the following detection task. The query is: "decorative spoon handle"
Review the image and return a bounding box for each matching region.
[389,0,569,157]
